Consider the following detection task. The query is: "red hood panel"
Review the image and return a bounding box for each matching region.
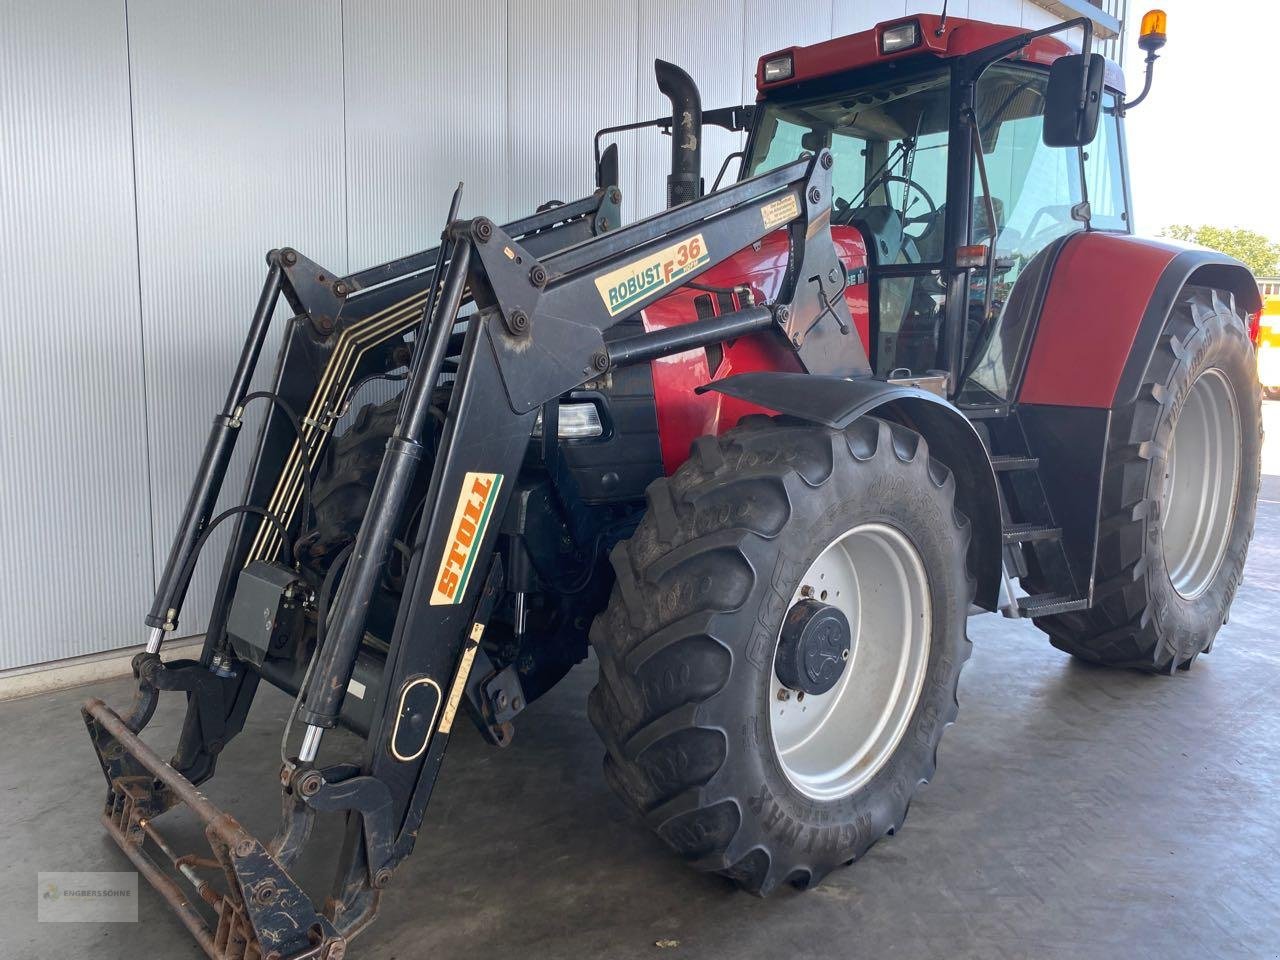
[639,226,870,473]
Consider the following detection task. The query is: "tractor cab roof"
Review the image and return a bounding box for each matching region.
[755,13,1125,98]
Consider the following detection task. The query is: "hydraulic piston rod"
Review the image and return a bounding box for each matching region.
[145,261,285,648]
[295,241,473,756]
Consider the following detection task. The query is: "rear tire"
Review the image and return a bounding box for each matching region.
[588,416,974,894]
[1033,286,1261,672]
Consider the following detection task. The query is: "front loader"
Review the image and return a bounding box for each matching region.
[83,9,1262,958]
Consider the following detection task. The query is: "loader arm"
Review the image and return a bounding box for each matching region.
[83,148,866,959]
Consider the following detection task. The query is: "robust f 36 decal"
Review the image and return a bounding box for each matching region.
[430,472,503,605]
[594,233,709,317]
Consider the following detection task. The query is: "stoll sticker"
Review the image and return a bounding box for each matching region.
[593,233,710,317]
[430,472,503,605]
[760,193,800,231]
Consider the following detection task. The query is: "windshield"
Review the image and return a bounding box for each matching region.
[745,69,952,265]
[745,60,1130,382]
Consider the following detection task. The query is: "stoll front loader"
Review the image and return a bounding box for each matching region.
[82,9,1261,958]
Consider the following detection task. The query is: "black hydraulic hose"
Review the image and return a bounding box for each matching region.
[239,390,317,537]
[163,389,318,642]
[173,505,293,605]
[334,371,409,419]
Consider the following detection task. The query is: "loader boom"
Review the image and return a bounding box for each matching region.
[84,148,867,958]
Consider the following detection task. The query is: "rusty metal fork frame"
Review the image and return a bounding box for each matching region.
[83,698,345,960]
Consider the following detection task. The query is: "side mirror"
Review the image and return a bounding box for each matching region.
[596,142,620,189]
[1043,53,1105,147]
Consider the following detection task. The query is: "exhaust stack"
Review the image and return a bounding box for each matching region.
[655,59,702,208]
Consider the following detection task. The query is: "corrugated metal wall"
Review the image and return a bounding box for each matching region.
[0,0,1084,670]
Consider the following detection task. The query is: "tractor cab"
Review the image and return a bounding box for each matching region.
[744,14,1130,393]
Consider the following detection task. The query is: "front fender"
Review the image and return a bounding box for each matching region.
[702,372,1002,610]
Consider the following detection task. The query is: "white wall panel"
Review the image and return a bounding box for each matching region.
[128,0,347,639]
[1021,1,1060,28]
[344,0,508,270]
[832,0,906,37]
[968,0,1025,28]
[507,0,639,221]
[0,0,153,668]
[905,0,967,14]
[742,0,834,100]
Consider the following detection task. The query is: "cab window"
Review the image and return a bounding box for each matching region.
[963,65,1130,398]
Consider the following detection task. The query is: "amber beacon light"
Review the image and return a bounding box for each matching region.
[1139,9,1167,52]
[1122,9,1168,110]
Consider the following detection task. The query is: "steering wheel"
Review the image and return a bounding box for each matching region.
[880,175,940,243]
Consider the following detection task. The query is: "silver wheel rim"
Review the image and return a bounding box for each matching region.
[769,522,931,801]
[1162,367,1240,600]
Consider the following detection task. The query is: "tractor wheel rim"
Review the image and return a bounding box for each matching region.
[1162,367,1240,600]
[769,522,931,801]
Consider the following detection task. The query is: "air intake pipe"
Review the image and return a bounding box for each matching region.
[655,59,702,207]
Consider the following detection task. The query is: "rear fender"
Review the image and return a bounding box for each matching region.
[703,372,1002,610]
[1018,233,1261,409]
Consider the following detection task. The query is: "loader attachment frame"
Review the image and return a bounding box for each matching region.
[83,149,864,958]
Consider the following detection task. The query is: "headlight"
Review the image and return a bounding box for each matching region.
[531,402,604,439]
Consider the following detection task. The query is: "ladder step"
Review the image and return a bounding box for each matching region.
[991,455,1039,472]
[1017,593,1090,616]
[962,403,1010,421]
[1002,522,1061,545]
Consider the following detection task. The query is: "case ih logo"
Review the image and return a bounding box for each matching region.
[594,233,709,316]
[430,472,503,605]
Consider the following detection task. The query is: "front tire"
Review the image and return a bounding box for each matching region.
[1033,286,1261,671]
[588,416,973,894]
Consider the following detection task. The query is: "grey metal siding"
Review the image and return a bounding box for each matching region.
[0,0,153,669]
[507,0,640,220]
[344,0,509,270]
[0,0,1093,669]
[127,1,347,639]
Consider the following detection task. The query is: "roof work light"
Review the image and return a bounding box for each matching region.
[762,54,794,83]
[879,20,921,55]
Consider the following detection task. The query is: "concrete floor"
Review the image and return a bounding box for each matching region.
[4,406,1280,960]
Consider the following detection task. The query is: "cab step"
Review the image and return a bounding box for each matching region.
[1016,593,1090,617]
[1001,522,1061,545]
[990,454,1039,472]
[962,403,1011,421]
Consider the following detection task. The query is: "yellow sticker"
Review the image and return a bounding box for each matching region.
[761,193,800,232]
[430,472,503,605]
[593,234,710,317]
[438,639,480,734]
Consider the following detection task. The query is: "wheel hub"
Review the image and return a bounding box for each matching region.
[775,600,851,696]
[769,522,932,801]
[1161,367,1240,600]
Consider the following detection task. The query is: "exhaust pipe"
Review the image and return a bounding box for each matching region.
[655,59,702,208]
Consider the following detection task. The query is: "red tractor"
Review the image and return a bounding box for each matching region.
[83,9,1261,958]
